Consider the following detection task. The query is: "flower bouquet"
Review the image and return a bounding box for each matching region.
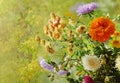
[36,2,120,83]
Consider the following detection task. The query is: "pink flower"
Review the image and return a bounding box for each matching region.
[84,76,94,83]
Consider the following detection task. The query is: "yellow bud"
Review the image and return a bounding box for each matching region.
[104,76,109,83]
[44,25,49,35]
[53,31,60,39]
[101,59,106,65]
[59,23,66,29]
[76,25,86,34]
[67,47,74,55]
[45,45,55,54]
[35,35,41,42]
[49,25,55,32]
[41,39,46,45]
[48,31,53,39]
[50,12,56,20]
[113,31,120,39]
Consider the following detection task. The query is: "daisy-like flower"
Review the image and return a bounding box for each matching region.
[76,2,98,15]
[89,17,115,42]
[113,31,120,39]
[39,59,54,71]
[82,55,101,71]
[116,55,120,70]
[57,70,69,75]
[84,76,94,83]
[112,40,120,48]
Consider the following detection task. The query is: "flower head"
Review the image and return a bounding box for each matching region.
[57,70,69,75]
[82,55,101,71]
[89,17,115,42]
[112,40,120,48]
[39,59,54,71]
[76,25,86,34]
[76,2,97,15]
[84,76,94,83]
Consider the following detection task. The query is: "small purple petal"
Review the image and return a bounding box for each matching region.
[40,59,54,71]
[76,2,98,15]
[57,70,69,75]
[84,76,94,83]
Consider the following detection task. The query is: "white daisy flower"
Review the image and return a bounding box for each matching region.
[82,55,101,71]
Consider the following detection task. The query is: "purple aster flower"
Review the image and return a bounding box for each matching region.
[84,76,94,83]
[39,59,54,71]
[76,2,98,15]
[57,70,69,75]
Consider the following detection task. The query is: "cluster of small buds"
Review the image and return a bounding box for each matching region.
[44,12,66,40]
[35,35,46,45]
[35,35,55,54]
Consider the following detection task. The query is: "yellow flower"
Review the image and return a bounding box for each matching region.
[113,31,120,39]
[76,25,86,34]
[67,47,74,55]
[111,40,120,48]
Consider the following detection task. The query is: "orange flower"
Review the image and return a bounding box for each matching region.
[113,31,120,39]
[112,40,120,48]
[89,17,115,42]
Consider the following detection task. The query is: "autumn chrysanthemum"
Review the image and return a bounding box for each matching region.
[89,17,115,42]
[82,55,101,71]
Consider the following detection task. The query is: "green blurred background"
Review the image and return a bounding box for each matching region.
[0,0,120,83]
